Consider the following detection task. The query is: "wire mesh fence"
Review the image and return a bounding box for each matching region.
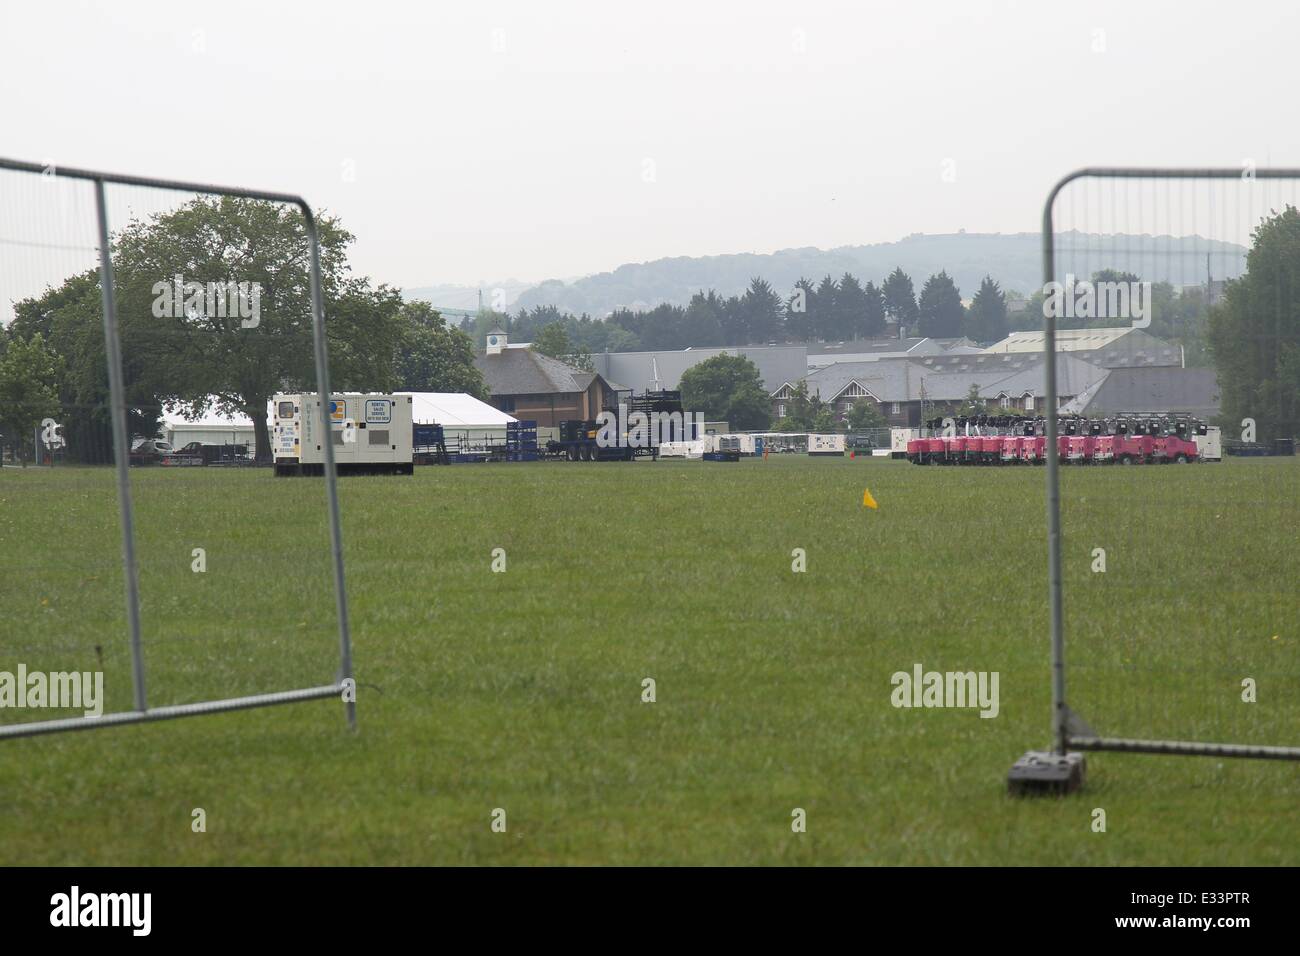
[0,159,354,738]
[1040,168,1300,761]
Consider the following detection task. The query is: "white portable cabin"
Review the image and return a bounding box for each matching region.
[1194,425,1222,461]
[808,433,846,456]
[890,428,919,458]
[272,393,414,475]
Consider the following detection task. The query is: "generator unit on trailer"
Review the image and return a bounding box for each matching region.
[272,393,414,476]
[808,433,846,456]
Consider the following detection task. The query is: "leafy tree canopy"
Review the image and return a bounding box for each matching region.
[917,270,965,339]
[678,352,771,430]
[1208,205,1300,441]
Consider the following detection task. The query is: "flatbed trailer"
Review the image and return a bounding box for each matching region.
[550,420,637,461]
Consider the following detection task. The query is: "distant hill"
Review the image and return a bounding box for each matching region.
[402,279,533,312]
[511,232,1247,316]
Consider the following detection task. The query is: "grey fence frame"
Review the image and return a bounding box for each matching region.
[0,157,355,739]
[1041,166,1300,761]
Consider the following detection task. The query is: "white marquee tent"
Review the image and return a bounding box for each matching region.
[398,391,516,448]
[398,392,516,430]
[160,403,262,451]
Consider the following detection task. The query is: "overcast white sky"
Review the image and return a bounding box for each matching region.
[2,0,1297,291]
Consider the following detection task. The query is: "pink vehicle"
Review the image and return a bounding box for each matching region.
[906,416,1206,467]
[1021,435,1045,464]
[1172,435,1199,462]
[945,435,965,464]
[1116,434,1154,464]
[1066,434,1096,464]
[1153,435,1198,463]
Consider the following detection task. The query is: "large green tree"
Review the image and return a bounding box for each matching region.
[775,379,836,431]
[531,319,594,371]
[678,353,771,430]
[966,275,1008,344]
[737,277,784,344]
[917,271,965,338]
[834,273,869,340]
[531,320,573,360]
[813,275,839,341]
[882,267,919,335]
[958,383,988,417]
[9,270,158,462]
[1208,206,1300,441]
[12,197,404,461]
[845,398,887,431]
[684,291,725,347]
[861,280,887,338]
[784,278,816,341]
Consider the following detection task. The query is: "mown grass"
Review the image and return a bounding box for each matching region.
[0,455,1296,865]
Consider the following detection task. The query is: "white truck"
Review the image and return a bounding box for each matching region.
[1194,425,1222,462]
[272,393,414,476]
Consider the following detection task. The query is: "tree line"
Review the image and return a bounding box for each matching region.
[463,268,1009,353]
[465,266,1217,373]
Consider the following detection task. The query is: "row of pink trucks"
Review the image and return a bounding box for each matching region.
[906,432,1202,465]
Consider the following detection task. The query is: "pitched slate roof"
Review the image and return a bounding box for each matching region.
[474,348,588,395]
[474,349,628,397]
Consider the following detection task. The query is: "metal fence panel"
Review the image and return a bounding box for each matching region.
[1038,168,1300,765]
[0,158,354,739]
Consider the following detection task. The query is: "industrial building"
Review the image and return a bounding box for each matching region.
[983,327,1184,369]
[474,329,625,426]
[1059,367,1222,420]
[804,336,979,368]
[783,352,1110,427]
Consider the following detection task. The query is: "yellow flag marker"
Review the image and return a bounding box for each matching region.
[862,488,878,510]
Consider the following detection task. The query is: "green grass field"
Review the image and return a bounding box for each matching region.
[1,455,1296,865]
